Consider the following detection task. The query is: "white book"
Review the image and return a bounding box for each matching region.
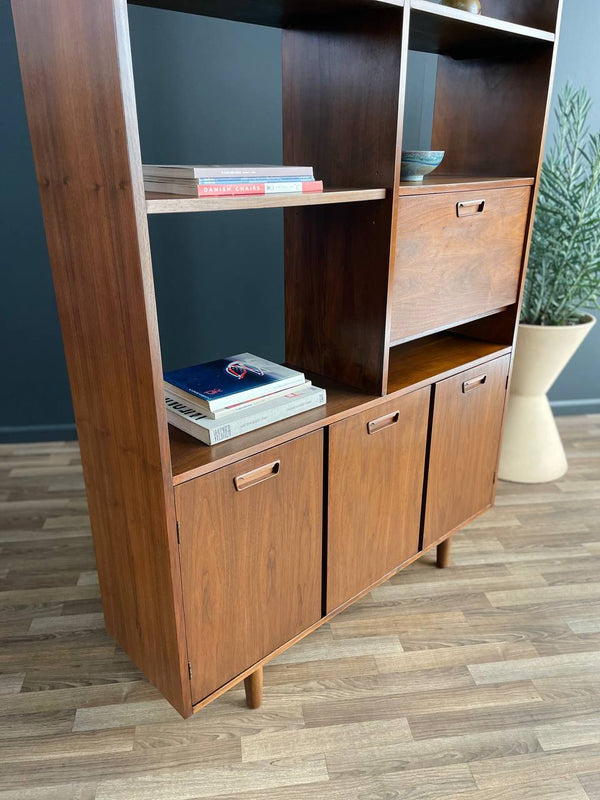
[165,384,326,445]
[165,381,313,420]
[144,180,320,196]
[143,164,314,180]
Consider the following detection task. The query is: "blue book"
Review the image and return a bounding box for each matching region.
[164,353,305,412]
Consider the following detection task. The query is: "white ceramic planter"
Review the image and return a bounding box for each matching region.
[499,314,596,484]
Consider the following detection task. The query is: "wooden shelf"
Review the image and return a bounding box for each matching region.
[146,188,387,215]
[128,0,404,29]
[387,332,511,394]
[169,333,511,483]
[398,175,535,196]
[410,0,554,57]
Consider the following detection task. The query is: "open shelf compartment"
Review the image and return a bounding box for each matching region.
[169,331,511,483]
[409,0,554,58]
[387,331,510,393]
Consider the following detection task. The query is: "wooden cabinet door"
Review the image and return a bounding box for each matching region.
[423,355,510,549]
[175,431,323,704]
[391,187,531,342]
[327,388,430,613]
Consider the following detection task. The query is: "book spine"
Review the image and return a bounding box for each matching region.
[165,382,312,420]
[196,181,323,197]
[195,175,314,185]
[144,166,314,179]
[166,409,210,445]
[166,389,326,445]
[193,167,314,179]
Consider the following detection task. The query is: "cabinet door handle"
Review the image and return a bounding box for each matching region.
[463,374,487,393]
[367,411,400,435]
[234,460,280,491]
[457,199,486,217]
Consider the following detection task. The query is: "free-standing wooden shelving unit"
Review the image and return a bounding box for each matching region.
[11,0,563,717]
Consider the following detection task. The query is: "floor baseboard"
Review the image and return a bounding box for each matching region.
[0,424,78,444]
[550,399,600,417]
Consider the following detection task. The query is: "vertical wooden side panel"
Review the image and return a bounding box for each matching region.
[283,9,404,394]
[11,0,191,716]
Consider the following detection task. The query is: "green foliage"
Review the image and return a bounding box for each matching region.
[522,84,600,326]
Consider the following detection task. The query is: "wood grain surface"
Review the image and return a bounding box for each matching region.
[0,414,598,797]
[327,390,430,612]
[432,48,554,179]
[175,432,323,704]
[423,355,511,548]
[283,9,404,393]
[483,0,560,31]
[391,187,531,343]
[146,188,386,214]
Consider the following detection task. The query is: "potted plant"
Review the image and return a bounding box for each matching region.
[499,85,600,483]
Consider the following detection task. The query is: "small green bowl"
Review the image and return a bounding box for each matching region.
[401,150,445,182]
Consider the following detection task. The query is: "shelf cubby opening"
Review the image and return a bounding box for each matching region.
[409,0,554,59]
[478,0,559,32]
[401,39,554,181]
[169,326,512,484]
[132,0,403,420]
[389,304,511,347]
[387,330,511,394]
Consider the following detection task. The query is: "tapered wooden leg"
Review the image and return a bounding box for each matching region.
[437,537,452,569]
[244,666,263,709]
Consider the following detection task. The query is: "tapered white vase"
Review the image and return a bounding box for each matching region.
[499,315,596,484]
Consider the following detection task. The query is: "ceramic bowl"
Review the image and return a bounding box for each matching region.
[400,150,445,182]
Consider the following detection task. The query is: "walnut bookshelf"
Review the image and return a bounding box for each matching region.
[11,0,562,717]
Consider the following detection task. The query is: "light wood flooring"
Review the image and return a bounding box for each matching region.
[0,414,599,800]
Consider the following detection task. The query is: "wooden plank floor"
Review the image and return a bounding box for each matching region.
[0,414,598,800]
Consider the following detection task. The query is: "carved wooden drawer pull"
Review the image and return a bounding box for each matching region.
[367,411,400,435]
[463,374,487,393]
[234,460,281,491]
[457,199,486,217]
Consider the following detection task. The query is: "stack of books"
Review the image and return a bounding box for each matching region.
[164,353,326,445]
[143,164,323,197]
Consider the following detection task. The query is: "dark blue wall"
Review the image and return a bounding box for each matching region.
[0,0,73,440]
[131,7,285,373]
[0,2,284,441]
[1,0,598,442]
